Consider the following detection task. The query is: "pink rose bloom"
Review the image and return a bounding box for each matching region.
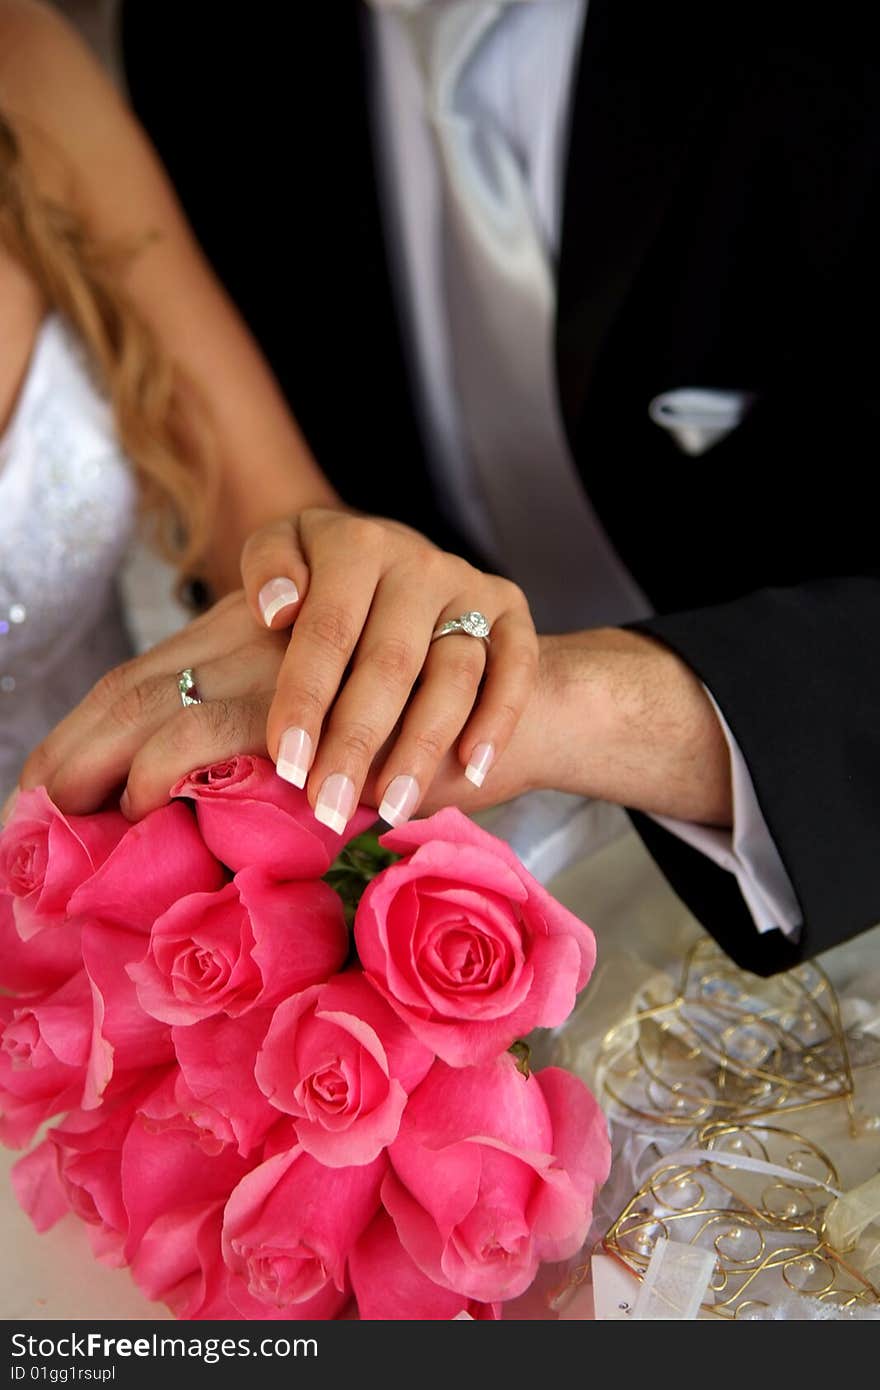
[128,867,348,1026]
[67,802,225,932]
[171,756,376,879]
[0,893,82,994]
[384,1054,611,1303]
[0,972,92,1146]
[221,1141,385,1318]
[81,923,175,1109]
[354,808,596,1067]
[350,1211,500,1320]
[256,970,432,1167]
[173,1010,278,1158]
[0,789,127,938]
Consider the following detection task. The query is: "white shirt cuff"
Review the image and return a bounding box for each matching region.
[650,690,803,939]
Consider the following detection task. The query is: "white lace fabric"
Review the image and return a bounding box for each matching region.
[0,315,137,799]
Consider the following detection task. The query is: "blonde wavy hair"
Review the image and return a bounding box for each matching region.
[0,107,215,579]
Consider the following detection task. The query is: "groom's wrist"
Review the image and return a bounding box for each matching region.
[531,629,733,827]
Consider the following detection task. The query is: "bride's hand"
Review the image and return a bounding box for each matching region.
[239,510,537,831]
[14,507,539,830]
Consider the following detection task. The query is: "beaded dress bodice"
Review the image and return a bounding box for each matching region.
[0,315,137,797]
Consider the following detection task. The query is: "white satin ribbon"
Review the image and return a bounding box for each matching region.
[633,1237,717,1319]
[824,1172,880,1265]
[644,1147,843,1200]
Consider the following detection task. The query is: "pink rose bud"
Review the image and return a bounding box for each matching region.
[171,756,376,880]
[222,1143,386,1317]
[0,789,127,939]
[128,867,348,1026]
[256,970,433,1167]
[384,1054,610,1304]
[355,807,596,1067]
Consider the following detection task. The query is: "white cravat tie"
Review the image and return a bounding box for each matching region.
[368,0,650,631]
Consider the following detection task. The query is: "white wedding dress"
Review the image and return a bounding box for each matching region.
[0,314,177,1319]
[0,314,138,801]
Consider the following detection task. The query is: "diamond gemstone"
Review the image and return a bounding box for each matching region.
[461,611,490,638]
[178,669,200,706]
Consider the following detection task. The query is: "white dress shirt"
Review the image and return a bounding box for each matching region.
[367,0,802,938]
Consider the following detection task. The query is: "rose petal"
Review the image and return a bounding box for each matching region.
[68,802,226,932]
[240,869,349,1010]
[122,1073,249,1260]
[172,755,376,879]
[350,1210,499,1320]
[131,1200,224,1315]
[174,1010,277,1158]
[11,1139,69,1231]
[81,923,174,1108]
[0,893,82,993]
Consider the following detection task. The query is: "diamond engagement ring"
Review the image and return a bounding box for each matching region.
[177,668,202,707]
[430,611,491,645]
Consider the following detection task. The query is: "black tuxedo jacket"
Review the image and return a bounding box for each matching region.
[120,0,880,974]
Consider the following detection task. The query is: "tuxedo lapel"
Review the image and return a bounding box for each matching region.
[555,0,720,435]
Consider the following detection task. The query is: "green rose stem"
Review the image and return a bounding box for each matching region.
[323,827,400,932]
[509,1040,532,1078]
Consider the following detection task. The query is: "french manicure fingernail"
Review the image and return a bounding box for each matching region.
[314,774,356,835]
[379,774,420,827]
[277,727,313,789]
[119,788,132,817]
[465,742,495,788]
[259,577,300,627]
[1,788,19,826]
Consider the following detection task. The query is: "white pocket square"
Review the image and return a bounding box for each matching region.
[648,388,756,456]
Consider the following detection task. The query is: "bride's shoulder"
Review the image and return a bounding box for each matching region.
[0,1,106,198]
[0,0,167,245]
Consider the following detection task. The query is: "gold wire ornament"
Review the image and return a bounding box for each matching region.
[595,941,879,1134]
[600,1121,880,1319]
[545,938,880,1319]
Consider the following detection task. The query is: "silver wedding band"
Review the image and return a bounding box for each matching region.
[430,610,492,645]
[177,668,202,707]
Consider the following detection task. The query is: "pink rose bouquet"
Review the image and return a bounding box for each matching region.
[0,756,610,1320]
